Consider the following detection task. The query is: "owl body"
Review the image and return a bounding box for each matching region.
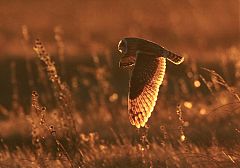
[118,37,184,128]
[118,37,184,68]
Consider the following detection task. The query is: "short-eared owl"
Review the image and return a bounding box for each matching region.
[118,37,184,128]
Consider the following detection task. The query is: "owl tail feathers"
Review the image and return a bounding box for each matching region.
[166,51,184,65]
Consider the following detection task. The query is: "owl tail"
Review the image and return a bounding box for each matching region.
[165,50,184,65]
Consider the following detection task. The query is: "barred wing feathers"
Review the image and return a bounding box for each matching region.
[166,51,184,65]
[128,52,166,128]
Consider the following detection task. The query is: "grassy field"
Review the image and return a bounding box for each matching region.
[0,1,240,167]
[0,37,239,167]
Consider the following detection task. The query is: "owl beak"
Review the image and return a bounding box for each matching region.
[119,56,136,68]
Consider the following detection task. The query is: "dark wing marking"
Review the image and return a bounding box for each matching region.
[119,55,136,68]
[128,52,166,128]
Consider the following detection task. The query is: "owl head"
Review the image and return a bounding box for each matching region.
[118,38,161,54]
[118,37,184,67]
[118,38,164,68]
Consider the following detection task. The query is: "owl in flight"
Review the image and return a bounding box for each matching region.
[118,37,184,128]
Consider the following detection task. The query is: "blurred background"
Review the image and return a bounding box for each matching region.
[0,2,240,166]
[0,0,239,111]
[0,0,239,59]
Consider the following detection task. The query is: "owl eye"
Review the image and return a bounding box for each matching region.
[118,39,127,54]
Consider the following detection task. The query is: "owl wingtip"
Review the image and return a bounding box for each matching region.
[167,55,184,65]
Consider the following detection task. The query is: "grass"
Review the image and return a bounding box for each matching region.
[0,30,240,167]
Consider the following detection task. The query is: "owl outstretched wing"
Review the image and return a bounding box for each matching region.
[128,52,166,128]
